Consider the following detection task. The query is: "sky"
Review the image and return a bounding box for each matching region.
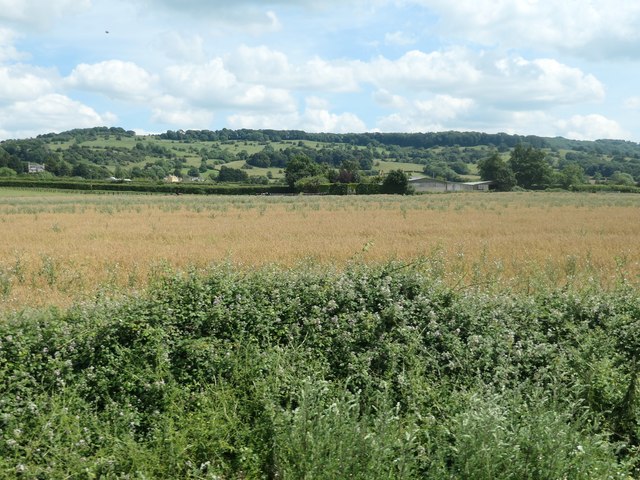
[1,0,640,141]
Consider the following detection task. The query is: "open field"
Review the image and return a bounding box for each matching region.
[2,187,640,478]
[1,188,639,311]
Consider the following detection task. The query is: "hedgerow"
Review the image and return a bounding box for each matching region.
[0,263,638,478]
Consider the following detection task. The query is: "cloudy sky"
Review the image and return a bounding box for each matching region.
[1,0,639,141]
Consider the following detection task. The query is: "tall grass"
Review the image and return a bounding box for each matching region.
[1,191,639,311]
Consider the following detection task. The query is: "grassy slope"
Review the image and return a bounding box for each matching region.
[47,135,427,179]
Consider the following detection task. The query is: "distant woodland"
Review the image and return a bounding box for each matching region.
[1,127,639,191]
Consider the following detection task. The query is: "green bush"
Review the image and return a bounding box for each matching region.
[571,184,640,193]
[0,264,637,478]
[0,178,293,195]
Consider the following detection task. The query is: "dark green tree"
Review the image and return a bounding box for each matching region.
[478,153,516,191]
[382,169,411,194]
[509,144,552,189]
[217,165,249,182]
[284,155,324,188]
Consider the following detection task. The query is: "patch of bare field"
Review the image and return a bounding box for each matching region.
[1,190,639,310]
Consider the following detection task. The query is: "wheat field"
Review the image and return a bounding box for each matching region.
[1,189,639,310]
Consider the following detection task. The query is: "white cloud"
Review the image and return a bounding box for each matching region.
[163,59,237,100]
[414,95,474,120]
[208,46,603,113]
[154,31,206,62]
[228,97,366,133]
[301,97,367,132]
[555,114,630,141]
[66,60,157,102]
[0,65,56,104]
[365,49,603,108]
[406,0,640,59]
[0,94,116,140]
[483,57,604,107]
[226,45,361,93]
[131,0,284,33]
[0,0,91,29]
[367,48,482,90]
[372,89,407,109]
[162,59,297,112]
[469,110,631,140]
[150,95,214,128]
[226,45,291,82]
[0,28,26,62]
[376,94,474,132]
[137,0,344,13]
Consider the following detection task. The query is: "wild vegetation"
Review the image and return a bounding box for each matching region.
[1,261,639,478]
[1,186,640,478]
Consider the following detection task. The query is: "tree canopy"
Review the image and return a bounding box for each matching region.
[509,144,553,189]
[477,153,516,191]
[284,155,326,187]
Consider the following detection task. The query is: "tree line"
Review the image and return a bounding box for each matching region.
[1,128,639,188]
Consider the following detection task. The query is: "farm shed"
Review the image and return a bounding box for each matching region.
[462,180,495,191]
[408,177,495,193]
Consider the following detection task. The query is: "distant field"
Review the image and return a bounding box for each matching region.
[374,160,425,175]
[1,189,639,311]
[218,160,285,179]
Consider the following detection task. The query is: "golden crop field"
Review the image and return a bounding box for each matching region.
[1,188,639,311]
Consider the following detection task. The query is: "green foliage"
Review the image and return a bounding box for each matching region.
[217,165,249,182]
[0,264,638,477]
[355,182,383,194]
[0,167,17,177]
[478,152,516,191]
[610,171,636,186]
[509,144,554,189]
[294,175,329,193]
[560,163,586,189]
[382,169,411,194]
[0,178,293,195]
[423,161,462,182]
[571,184,640,193]
[285,155,326,187]
[5,127,640,187]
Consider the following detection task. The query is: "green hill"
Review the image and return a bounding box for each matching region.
[1,127,639,186]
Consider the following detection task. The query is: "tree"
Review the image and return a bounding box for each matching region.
[0,167,17,177]
[382,169,411,194]
[423,161,462,182]
[559,163,585,189]
[217,165,249,182]
[285,155,324,188]
[294,175,327,193]
[509,144,552,189]
[609,171,636,186]
[336,159,360,183]
[478,153,516,191]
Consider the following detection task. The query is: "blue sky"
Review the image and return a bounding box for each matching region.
[1,0,639,141]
